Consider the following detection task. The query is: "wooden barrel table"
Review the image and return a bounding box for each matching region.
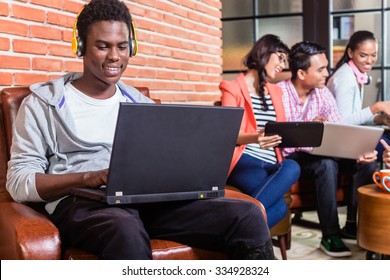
[358,184,390,259]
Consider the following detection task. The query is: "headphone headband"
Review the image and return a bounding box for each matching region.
[71,8,84,56]
[71,7,138,57]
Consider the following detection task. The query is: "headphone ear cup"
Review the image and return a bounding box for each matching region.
[129,38,137,57]
[77,37,84,57]
[129,39,133,57]
[129,21,138,57]
[72,37,84,57]
[366,75,372,85]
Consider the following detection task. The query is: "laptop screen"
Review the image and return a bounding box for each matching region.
[104,103,244,204]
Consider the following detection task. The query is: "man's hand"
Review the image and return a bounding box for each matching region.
[83,169,109,188]
[357,150,378,163]
[382,115,390,127]
[381,139,390,168]
[312,116,327,122]
[36,169,109,201]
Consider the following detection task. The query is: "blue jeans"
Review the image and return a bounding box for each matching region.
[227,153,300,228]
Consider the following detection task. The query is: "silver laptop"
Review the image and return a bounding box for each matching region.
[71,103,243,204]
[310,122,384,159]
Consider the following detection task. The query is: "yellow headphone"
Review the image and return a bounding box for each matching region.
[71,8,138,57]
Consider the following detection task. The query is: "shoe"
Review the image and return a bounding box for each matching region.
[320,235,352,257]
[340,226,357,244]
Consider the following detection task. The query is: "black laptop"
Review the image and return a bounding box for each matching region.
[71,103,243,205]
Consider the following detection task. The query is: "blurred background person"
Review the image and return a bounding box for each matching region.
[219,34,300,229]
[327,30,390,160]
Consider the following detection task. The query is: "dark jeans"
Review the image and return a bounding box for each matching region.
[345,156,376,223]
[50,195,271,260]
[227,154,300,228]
[287,152,376,236]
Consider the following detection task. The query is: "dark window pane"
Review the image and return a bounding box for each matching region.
[256,17,303,48]
[364,69,381,106]
[258,0,302,15]
[386,11,390,66]
[332,0,381,11]
[222,20,254,71]
[331,13,382,68]
[384,71,390,101]
[222,73,240,82]
[222,0,253,18]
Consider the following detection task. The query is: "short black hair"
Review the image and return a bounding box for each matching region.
[77,0,133,52]
[289,41,327,80]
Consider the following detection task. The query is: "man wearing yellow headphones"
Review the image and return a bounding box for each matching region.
[6,0,274,260]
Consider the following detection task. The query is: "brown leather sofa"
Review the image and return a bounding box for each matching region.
[0,86,268,260]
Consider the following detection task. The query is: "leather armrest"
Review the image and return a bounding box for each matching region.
[0,201,61,259]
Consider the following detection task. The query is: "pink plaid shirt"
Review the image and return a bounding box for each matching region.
[278,79,343,157]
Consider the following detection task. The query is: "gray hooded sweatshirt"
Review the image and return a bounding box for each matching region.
[6,72,154,214]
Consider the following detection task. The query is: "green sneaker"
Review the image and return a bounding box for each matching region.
[340,226,357,244]
[320,235,352,257]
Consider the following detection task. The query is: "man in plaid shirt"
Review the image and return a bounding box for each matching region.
[278,41,377,258]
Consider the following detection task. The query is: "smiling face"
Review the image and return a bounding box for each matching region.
[299,53,329,89]
[265,52,287,80]
[80,20,130,96]
[348,39,378,73]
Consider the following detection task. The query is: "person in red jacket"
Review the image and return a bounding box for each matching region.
[219,34,300,228]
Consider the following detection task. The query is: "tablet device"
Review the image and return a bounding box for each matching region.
[264,122,324,148]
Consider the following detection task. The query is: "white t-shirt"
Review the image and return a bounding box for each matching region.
[64,83,127,144]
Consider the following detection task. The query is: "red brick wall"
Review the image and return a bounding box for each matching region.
[0,0,222,104]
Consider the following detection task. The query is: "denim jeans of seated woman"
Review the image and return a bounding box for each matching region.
[227,153,300,228]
